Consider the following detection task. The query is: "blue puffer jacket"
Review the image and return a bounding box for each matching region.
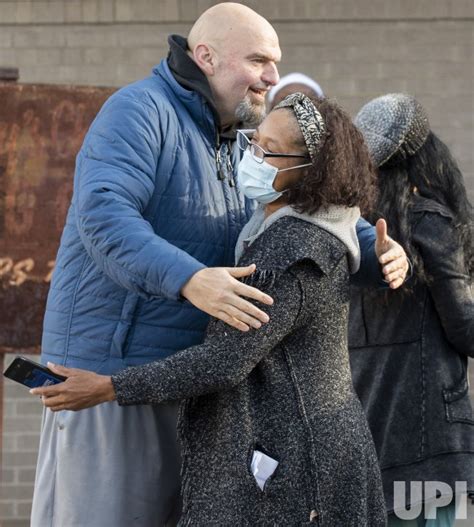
[41,59,253,374]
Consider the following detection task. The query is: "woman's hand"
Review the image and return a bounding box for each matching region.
[30,363,116,412]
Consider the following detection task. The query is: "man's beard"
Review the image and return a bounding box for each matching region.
[234,96,266,128]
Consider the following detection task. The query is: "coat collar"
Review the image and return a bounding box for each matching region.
[239,216,348,276]
[153,36,217,142]
[166,34,222,130]
[156,34,245,142]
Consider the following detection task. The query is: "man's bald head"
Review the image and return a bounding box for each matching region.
[188,2,276,53]
[187,3,281,127]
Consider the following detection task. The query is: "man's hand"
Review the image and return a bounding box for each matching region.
[375,219,409,289]
[181,264,274,332]
[30,363,115,412]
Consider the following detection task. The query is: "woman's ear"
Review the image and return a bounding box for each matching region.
[192,44,216,76]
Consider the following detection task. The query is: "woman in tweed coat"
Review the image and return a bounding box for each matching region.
[33,94,387,526]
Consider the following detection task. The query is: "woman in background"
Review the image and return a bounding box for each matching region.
[349,93,473,526]
[267,71,324,108]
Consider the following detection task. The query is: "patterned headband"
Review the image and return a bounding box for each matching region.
[273,92,326,164]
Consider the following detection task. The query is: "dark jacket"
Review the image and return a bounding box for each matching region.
[112,217,386,526]
[349,197,474,513]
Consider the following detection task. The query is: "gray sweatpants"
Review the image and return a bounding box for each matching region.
[31,400,181,527]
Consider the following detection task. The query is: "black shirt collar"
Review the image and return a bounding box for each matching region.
[167,34,221,130]
[167,34,243,140]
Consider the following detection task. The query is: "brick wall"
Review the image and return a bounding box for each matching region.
[0,1,473,525]
[0,0,472,199]
[1,354,42,527]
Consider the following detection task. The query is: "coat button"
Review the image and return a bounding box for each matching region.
[310,509,318,522]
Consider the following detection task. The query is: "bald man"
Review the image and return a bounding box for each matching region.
[31,3,408,526]
[31,5,281,526]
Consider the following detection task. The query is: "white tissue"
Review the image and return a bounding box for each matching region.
[250,450,279,491]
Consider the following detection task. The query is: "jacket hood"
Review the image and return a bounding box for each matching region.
[235,204,361,273]
[161,35,245,140]
[166,34,222,130]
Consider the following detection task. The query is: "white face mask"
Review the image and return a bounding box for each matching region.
[237,150,312,204]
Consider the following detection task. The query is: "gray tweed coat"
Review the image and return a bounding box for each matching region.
[112,217,387,526]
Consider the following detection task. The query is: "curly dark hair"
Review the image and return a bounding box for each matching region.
[368,132,474,283]
[280,96,377,217]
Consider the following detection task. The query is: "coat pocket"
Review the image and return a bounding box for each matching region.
[110,292,140,359]
[246,442,280,494]
[443,375,474,425]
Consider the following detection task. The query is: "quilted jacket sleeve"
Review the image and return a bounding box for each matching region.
[412,212,474,357]
[111,263,311,404]
[351,218,385,287]
[74,92,205,301]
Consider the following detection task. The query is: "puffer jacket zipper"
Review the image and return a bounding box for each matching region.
[215,132,233,265]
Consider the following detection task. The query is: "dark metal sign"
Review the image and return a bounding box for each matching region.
[0,83,115,352]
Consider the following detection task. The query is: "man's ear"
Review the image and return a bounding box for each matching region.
[192,44,216,76]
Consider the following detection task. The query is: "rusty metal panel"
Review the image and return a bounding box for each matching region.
[0,83,115,353]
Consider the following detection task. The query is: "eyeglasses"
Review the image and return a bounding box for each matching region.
[236,129,310,165]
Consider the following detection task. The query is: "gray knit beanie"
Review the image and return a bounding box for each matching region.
[354,93,430,167]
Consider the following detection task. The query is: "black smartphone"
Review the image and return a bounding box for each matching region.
[3,356,66,389]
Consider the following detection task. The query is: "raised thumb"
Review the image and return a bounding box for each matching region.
[376,218,389,244]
